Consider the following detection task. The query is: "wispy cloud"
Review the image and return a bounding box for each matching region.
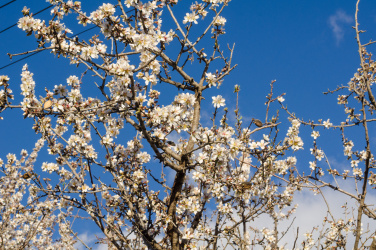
[74,232,101,250]
[252,186,376,248]
[329,10,353,45]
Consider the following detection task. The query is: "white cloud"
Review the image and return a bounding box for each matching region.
[328,10,353,45]
[260,185,376,248]
[74,232,106,250]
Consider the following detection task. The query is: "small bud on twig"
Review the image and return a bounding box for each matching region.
[253,119,263,127]
[240,181,252,190]
[43,100,53,110]
[22,172,33,179]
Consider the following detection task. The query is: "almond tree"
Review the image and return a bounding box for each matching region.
[0,0,374,249]
[0,0,305,248]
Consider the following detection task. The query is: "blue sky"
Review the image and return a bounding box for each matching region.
[1,0,376,247]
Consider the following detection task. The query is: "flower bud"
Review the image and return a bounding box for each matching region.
[44,100,53,110]
[240,181,252,190]
[253,119,263,127]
